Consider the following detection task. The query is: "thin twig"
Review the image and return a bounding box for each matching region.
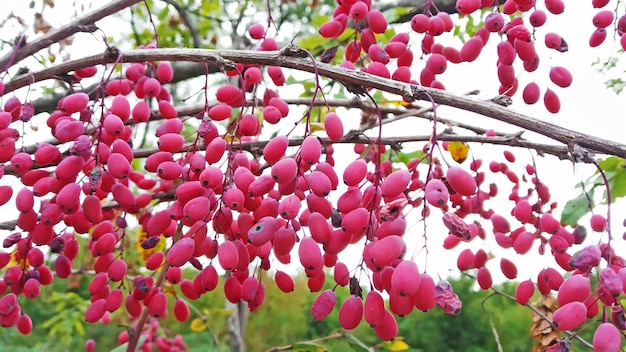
[481,293,504,352]
[126,222,182,352]
[0,133,586,179]
[264,332,345,352]
[489,286,595,349]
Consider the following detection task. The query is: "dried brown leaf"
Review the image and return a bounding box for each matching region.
[537,320,553,334]
[34,13,52,34]
[540,331,559,346]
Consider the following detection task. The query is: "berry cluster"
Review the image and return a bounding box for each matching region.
[0,0,625,351]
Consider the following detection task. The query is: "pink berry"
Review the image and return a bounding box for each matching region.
[248,23,265,39]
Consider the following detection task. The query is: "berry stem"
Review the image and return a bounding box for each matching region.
[126,222,182,352]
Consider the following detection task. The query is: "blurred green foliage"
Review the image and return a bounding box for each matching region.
[7,270,541,352]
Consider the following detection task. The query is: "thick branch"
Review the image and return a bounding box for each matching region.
[128,134,578,161]
[5,47,626,159]
[0,0,143,72]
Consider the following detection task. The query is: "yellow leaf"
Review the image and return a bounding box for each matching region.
[448,141,469,164]
[136,227,166,263]
[224,135,240,143]
[388,338,409,352]
[309,122,325,133]
[380,99,412,108]
[190,318,206,332]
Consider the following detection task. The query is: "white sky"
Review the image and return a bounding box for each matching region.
[1,0,626,285]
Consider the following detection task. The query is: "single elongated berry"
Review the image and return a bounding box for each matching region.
[500,258,518,279]
[341,207,368,235]
[364,290,386,327]
[308,211,331,243]
[477,267,493,290]
[460,37,483,62]
[248,216,277,246]
[85,299,107,323]
[107,259,127,282]
[589,28,607,47]
[148,291,167,317]
[224,275,242,303]
[343,159,368,186]
[300,136,321,165]
[299,236,323,272]
[549,66,573,88]
[456,0,480,15]
[61,92,89,114]
[273,227,296,256]
[374,310,398,341]
[0,293,18,315]
[174,299,190,322]
[216,85,243,106]
[271,158,297,184]
[268,66,285,85]
[545,0,564,14]
[381,169,410,198]
[324,112,343,142]
[369,235,406,270]
[515,280,535,306]
[16,314,32,334]
[425,178,450,207]
[105,288,124,312]
[543,89,561,114]
[522,82,540,105]
[592,322,621,352]
[412,273,436,312]
[263,135,288,164]
[319,21,343,38]
[338,295,363,330]
[552,301,587,331]
[457,249,474,271]
[263,105,282,125]
[167,237,195,267]
[333,262,350,286]
[367,9,387,33]
[311,289,336,321]
[590,214,607,232]
[446,166,477,196]
[391,260,420,296]
[248,23,265,39]
[218,241,239,271]
[275,271,295,293]
[208,104,232,121]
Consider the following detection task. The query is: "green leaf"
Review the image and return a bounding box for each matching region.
[74,319,85,336]
[311,15,329,28]
[608,169,626,201]
[298,36,326,51]
[201,1,220,15]
[326,339,357,352]
[396,149,426,166]
[598,156,624,171]
[561,191,593,226]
